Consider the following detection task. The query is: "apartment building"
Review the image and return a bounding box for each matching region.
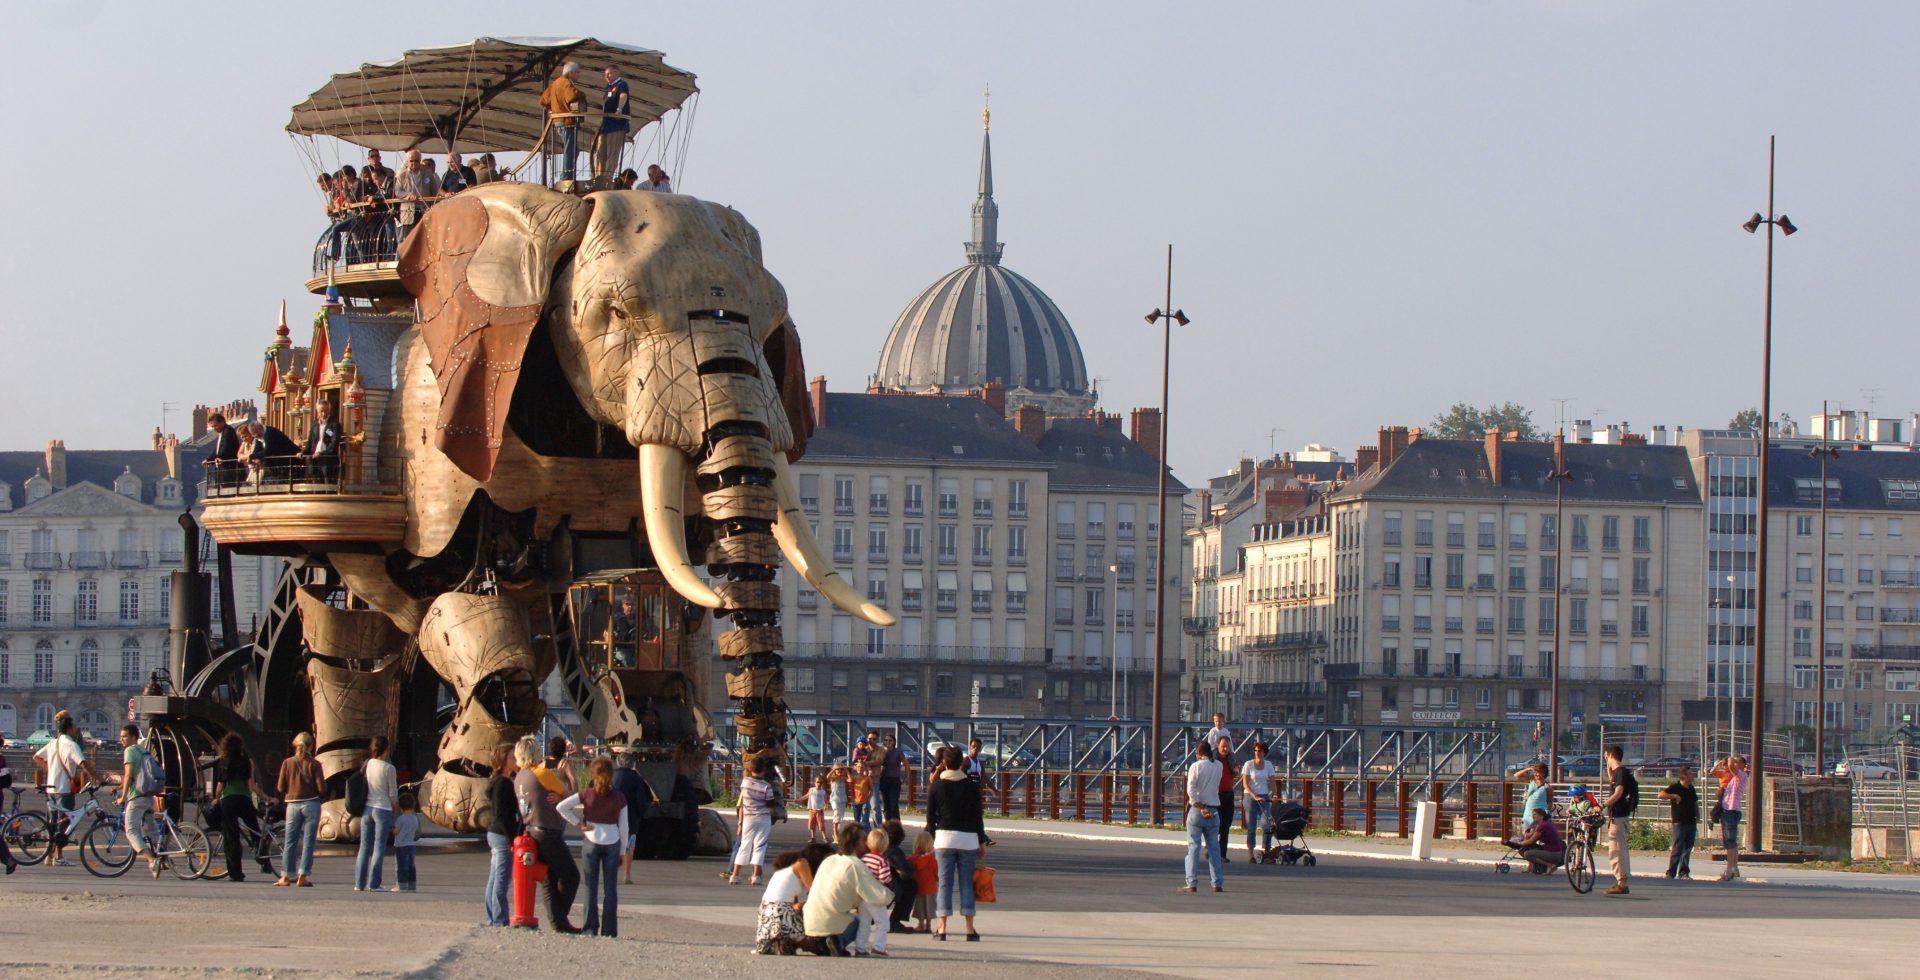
[1311,428,1705,739]
[0,441,191,739]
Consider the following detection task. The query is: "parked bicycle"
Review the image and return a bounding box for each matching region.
[1,786,54,866]
[11,784,126,875]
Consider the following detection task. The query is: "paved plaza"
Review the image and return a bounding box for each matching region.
[0,816,1914,978]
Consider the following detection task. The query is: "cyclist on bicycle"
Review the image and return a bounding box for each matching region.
[33,716,99,866]
[117,725,162,876]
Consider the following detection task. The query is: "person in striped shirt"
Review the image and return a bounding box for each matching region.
[855,828,894,956]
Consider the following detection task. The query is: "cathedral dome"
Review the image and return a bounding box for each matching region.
[874,121,1092,414]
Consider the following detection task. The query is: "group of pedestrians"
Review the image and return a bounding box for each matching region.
[753,744,990,956]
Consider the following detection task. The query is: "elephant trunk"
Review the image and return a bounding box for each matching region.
[695,424,787,767]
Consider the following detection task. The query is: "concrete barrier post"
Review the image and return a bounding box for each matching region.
[1411,800,1439,860]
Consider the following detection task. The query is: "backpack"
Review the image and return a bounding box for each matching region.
[344,767,369,817]
[132,746,165,796]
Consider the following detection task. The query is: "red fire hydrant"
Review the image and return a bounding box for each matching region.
[510,834,547,928]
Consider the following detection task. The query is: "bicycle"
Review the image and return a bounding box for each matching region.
[16,785,121,874]
[1563,811,1603,894]
[202,797,282,881]
[2,786,54,867]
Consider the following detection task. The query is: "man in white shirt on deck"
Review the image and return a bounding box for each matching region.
[1179,742,1224,893]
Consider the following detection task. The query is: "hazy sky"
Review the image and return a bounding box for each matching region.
[3,2,1915,483]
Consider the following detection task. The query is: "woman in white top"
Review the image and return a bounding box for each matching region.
[353,735,399,892]
[557,758,631,937]
[727,756,777,885]
[1239,741,1277,861]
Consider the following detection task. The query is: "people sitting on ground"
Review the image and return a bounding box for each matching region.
[754,847,814,955]
[393,149,440,242]
[1510,807,1564,874]
[441,153,477,194]
[639,164,672,192]
[473,153,497,185]
[297,401,342,484]
[203,412,242,488]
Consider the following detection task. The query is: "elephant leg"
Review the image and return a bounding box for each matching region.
[416,591,548,833]
[296,586,408,841]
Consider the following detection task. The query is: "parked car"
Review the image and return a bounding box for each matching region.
[1835,759,1899,780]
[1506,755,1566,775]
[1561,754,1605,778]
[23,730,56,751]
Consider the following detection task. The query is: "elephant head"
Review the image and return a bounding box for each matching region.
[397,183,891,762]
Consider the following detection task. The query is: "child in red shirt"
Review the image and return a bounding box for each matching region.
[906,830,938,934]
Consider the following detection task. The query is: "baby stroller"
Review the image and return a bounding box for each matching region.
[1255,801,1316,866]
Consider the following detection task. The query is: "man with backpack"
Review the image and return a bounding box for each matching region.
[1598,745,1639,896]
[117,724,164,876]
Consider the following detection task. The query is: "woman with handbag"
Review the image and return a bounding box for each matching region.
[923,745,988,941]
[1710,755,1749,881]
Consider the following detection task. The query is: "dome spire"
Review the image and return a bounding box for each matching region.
[965,92,1002,266]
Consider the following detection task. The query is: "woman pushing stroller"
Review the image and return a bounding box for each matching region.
[1507,808,1564,874]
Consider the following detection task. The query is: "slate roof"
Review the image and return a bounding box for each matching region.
[0,449,186,509]
[1034,418,1186,493]
[805,393,1049,467]
[1766,446,1920,511]
[1330,438,1701,505]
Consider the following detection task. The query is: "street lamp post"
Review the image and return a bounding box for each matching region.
[1108,562,1122,721]
[1811,400,1838,772]
[1547,432,1575,784]
[1145,244,1189,825]
[1742,134,1798,853]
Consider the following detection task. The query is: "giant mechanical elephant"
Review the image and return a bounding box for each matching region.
[312,183,892,834]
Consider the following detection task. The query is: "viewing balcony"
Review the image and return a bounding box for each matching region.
[197,457,405,551]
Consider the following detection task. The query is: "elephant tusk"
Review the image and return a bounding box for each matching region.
[640,444,724,609]
[771,456,897,627]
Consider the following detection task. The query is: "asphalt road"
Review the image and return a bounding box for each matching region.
[0,816,1914,977]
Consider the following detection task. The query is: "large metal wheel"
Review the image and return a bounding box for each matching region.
[1565,839,1595,894]
[5,811,53,866]
[82,819,136,878]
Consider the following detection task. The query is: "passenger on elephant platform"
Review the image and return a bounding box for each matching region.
[393,149,440,242]
[298,400,342,485]
[639,163,672,192]
[249,422,301,484]
[441,153,476,194]
[362,150,395,196]
[616,168,638,190]
[472,153,498,184]
[202,413,241,489]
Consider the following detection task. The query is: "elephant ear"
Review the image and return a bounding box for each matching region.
[397,184,592,482]
[764,318,814,461]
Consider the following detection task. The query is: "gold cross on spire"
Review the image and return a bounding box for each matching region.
[983,84,991,130]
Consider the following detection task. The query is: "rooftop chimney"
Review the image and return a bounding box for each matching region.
[45,440,67,490]
[192,404,210,439]
[163,436,182,481]
[980,381,1007,417]
[1129,407,1163,462]
[1263,486,1308,521]
[1015,404,1048,443]
[1620,432,1647,446]
[152,426,164,451]
[809,375,828,428]
[1378,426,1411,469]
[1355,445,1380,474]
[1484,428,1504,485]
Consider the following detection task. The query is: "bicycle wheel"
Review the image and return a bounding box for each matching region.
[1566,839,1595,894]
[5,812,53,866]
[201,828,231,881]
[82,819,136,878]
[167,823,212,880]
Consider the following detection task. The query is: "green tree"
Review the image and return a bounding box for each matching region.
[1728,408,1763,432]
[1426,401,1543,441]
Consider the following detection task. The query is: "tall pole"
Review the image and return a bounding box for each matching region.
[1147,244,1176,825]
[1749,135,1779,853]
[1548,432,1572,784]
[1814,400,1835,772]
